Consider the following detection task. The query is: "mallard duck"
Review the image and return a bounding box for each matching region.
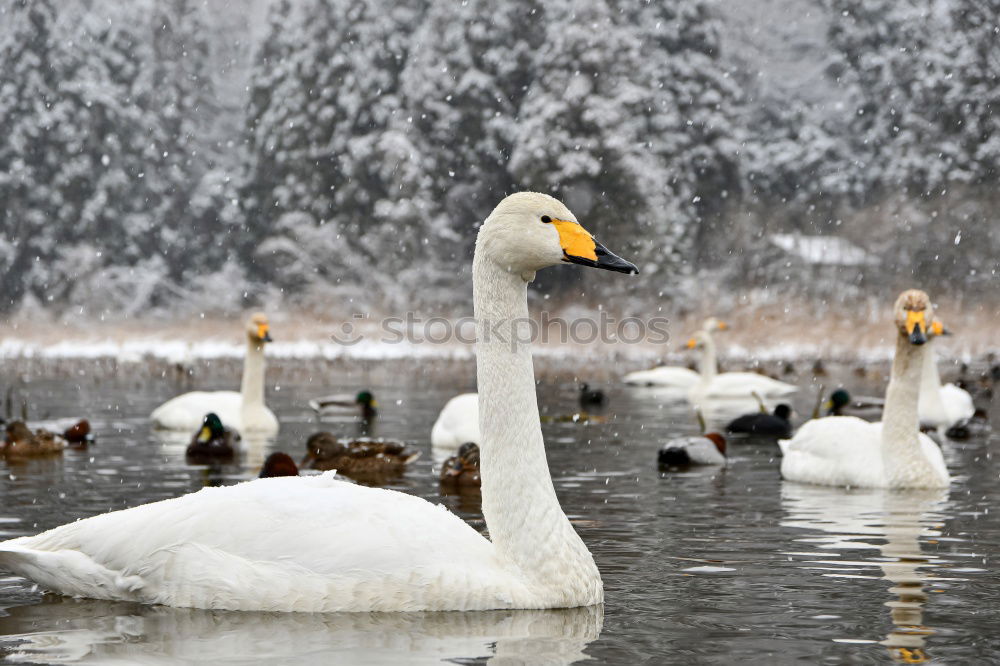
[578,384,605,408]
[260,452,300,478]
[309,390,378,421]
[657,432,726,467]
[62,420,93,449]
[1,421,66,459]
[185,413,239,464]
[0,191,634,612]
[825,388,884,418]
[726,404,793,438]
[151,314,278,436]
[439,442,481,488]
[301,432,420,481]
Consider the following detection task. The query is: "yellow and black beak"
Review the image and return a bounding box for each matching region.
[552,218,638,274]
[257,324,274,343]
[905,310,927,345]
[197,425,212,443]
[930,320,951,337]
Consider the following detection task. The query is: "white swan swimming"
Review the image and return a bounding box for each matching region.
[917,334,974,433]
[431,392,481,451]
[149,313,278,436]
[686,328,798,402]
[622,318,726,389]
[0,191,637,612]
[778,290,950,489]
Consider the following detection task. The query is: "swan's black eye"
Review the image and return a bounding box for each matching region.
[541,215,552,224]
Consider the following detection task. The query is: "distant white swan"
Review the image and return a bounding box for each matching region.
[918,336,974,432]
[686,329,798,402]
[622,318,726,389]
[431,393,481,450]
[0,191,636,612]
[779,290,950,489]
[150,313,278,436]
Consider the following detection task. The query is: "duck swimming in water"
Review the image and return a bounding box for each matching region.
[185,413,239,464]
[259,452,300,478]
[301,432,420,482]
[726,404,793,438]
[658,432,727,468]
[440,442,481,489]
[1,422,65,459]
[308,391,378,421]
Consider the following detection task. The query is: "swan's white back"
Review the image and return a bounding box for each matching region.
[622,366,700,389]
[431,393,481,450]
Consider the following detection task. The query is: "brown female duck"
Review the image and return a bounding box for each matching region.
[439,442,481,489]
[301,432,420,482]
[1,421,66,459]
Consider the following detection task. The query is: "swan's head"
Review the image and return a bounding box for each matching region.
[247,313,273,344]
[685,330,709,350]
[477,192,637,280]
[702,317,727,332]
[893,290,934,345]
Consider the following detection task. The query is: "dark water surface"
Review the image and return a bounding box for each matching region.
[0,358,997,665]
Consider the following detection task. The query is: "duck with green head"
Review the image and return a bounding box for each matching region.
[308,390,378,421]
[186,413,239,464]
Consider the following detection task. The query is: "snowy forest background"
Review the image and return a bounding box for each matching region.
[1,0,998,323]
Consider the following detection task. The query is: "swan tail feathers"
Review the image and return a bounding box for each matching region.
[0,538,146,601]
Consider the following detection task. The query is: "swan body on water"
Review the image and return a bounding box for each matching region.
[150,314,278,436]
[686,329,798,403]
[431,392,481,450]
[622,318,726,389]
[0,192,636,612]
[917,338,975,432]
[779,290,950,489]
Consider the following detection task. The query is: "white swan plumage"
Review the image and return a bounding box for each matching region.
[779,290,950,489]
[431,392,481,450]
[0,191,637,612]
[917,337,975,432]
[622,318,725,389]
[686,328,798,402]
[150,313,278,436]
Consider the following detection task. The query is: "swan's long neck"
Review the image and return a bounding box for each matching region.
[918,340,947,423]
[473,251,601,598]
[698,333,717,383]
[881,334,935,486]
[240,337,266,409]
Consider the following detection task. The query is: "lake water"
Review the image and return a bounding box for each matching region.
[0,357,997,664]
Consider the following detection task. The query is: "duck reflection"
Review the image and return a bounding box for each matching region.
[0,597,602,665]
[781,483,948,663]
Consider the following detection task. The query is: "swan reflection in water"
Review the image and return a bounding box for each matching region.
[0,599,602,665]
[781,483,949,663]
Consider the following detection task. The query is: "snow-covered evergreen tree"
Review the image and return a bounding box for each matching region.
[0,0,77,310]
